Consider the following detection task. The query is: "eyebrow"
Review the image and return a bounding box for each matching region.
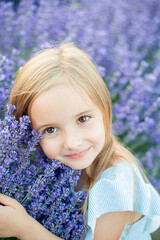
[74,110,93,118]
[36,110,93,131]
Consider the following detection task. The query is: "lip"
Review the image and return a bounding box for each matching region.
[64,147,91,159]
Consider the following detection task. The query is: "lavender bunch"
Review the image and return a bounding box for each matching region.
[22,152,88,240]
[0,105,88,239]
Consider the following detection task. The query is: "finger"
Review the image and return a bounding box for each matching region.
[0,193,19,207]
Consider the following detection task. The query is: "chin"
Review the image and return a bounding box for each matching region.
[68,161,93,170]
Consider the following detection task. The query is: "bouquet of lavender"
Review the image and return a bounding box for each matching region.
[0,105,88,240]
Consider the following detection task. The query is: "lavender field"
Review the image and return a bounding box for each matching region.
[0,0,160,191]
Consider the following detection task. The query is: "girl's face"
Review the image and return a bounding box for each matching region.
[30,83,105,170]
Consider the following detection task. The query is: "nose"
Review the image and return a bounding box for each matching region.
[63,128,82,150]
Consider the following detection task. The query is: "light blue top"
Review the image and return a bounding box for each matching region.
[85,162,160,240]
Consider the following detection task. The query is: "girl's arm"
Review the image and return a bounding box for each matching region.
[0,194,62,240]
[18,217,62,240]
[0,194,136,240]
[93,211,131,240]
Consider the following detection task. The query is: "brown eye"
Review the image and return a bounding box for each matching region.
[78,116,90,124]
[44,127,58,134]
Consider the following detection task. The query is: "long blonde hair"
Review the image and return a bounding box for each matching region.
[10,42,146,218]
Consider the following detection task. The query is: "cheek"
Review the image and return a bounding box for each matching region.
[87,123,105,146]
[40,138,60,159]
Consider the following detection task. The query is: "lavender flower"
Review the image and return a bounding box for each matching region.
[0,55,16,118]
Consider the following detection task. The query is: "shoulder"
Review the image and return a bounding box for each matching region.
[88,162,135,215]
[89,162,136,197]
[87,162,160,234]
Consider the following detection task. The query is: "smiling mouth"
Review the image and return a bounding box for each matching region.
[64,147,91,159]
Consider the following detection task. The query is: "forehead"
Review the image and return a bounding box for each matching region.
[30,83,100,126]
[34,83,92,108]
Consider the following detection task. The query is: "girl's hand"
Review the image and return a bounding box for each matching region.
[0,193,31,239]
[0,194,62,240]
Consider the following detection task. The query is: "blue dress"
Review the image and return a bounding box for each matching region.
[84,162,160,240]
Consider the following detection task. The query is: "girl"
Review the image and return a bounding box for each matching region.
[0,43,160,240]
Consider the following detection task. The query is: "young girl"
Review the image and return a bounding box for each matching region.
[0,43,160,240]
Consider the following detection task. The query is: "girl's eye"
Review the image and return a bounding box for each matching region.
[44,127,58,134]
[78,116,90,124]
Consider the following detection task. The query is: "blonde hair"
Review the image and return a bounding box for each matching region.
[10,42,147,219]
